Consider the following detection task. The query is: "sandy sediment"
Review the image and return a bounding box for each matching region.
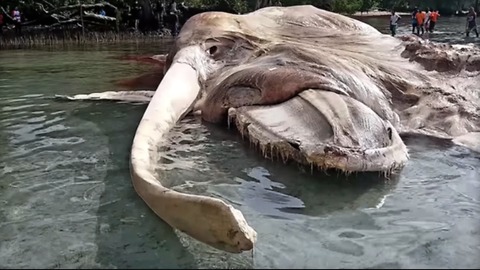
[350,11,410,17]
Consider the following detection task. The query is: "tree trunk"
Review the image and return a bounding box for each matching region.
[80,5,85,39]
[138,0,157,31]
[255,0,272,9]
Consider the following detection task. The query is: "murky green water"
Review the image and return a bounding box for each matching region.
[1,18,480,269]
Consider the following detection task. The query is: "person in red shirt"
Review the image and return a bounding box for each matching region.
[428,10,440,32]
[415,8,426,35]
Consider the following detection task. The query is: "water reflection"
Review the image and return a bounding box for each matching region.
[160,118,399,217]
[201,122,400,219]
[152,118,403,268]
[153,115,479,268]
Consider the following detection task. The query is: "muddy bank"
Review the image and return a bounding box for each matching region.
[0,28,174,50]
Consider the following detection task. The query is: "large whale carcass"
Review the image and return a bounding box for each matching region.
[61,5,480,253]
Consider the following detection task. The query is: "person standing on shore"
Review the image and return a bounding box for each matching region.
[466,7,479,38]
[428,9,440,33]
[154,1,165,29]
[132,1,141,31]
[389,10,401,37]
[11,6,22,35]
[415,8,426,35]
[169,0,179,36]
[411,7,418,34]
[424,8,432,31]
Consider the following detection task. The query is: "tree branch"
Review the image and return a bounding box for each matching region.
[48,2,118,14]
[41,0,56,10]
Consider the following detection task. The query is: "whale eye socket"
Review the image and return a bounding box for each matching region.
[208,46,218,55]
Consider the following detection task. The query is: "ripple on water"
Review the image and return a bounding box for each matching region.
[163,120,406,268]
[1,103,49,112]
[0,93,110,268]
[4,98,28,103]
[20,94,45,98]
[24,115,47,124]
[164,120,480,268]
[9,137,86,159]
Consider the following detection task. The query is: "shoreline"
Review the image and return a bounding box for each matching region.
[0,29,174,50]
[349,11,411,18]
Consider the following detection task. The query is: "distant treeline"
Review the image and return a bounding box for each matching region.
[0,0,477,49]
[1,0,478,17]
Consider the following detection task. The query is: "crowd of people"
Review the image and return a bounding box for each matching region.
[410,7,441,36]
[389,6,478,38]
[0,1,184,37]
[0,6,23,35]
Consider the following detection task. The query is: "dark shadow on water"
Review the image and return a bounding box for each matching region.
[402,132,480,161]
[70,102,196,269]
[401,133,455,148]
[201,121,400,218]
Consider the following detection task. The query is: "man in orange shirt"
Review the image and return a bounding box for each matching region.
[428,9,440,32]
[415,8,426,35]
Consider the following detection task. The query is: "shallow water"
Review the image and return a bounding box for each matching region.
[357,15,480,45]
[1,20,480,269]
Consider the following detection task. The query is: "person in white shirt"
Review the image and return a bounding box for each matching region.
[390,10,401,37]
[424,8,432,32]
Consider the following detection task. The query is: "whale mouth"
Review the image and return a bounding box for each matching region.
[227,89,409,173]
